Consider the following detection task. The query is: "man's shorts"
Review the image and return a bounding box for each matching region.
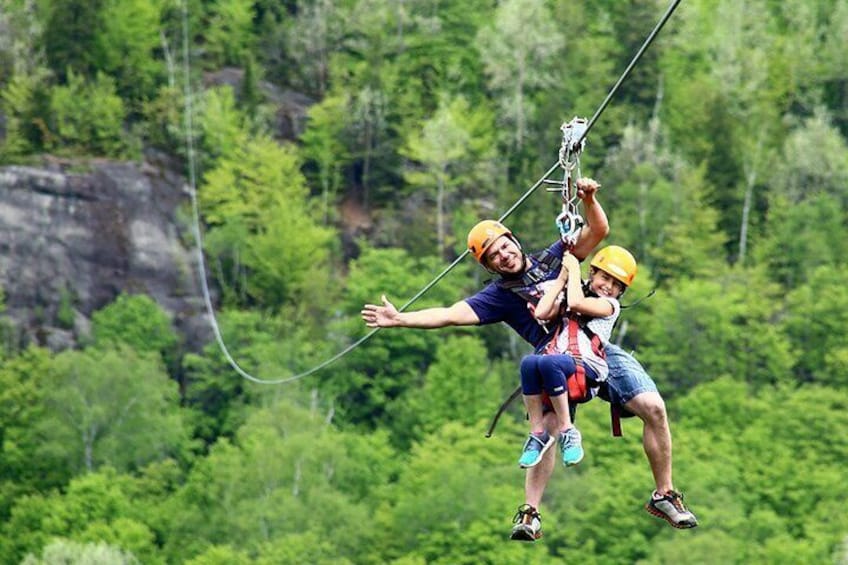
[603,343,659,406]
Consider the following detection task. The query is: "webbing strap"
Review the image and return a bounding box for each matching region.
[565,317,589,402]
[610,402,623,437]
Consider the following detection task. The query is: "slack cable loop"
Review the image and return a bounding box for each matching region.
[180,0,683,385]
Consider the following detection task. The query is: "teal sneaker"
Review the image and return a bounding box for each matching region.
[559,427,584,466]
[518,432,555,468]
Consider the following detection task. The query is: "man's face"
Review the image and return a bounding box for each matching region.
[484,235,523,274]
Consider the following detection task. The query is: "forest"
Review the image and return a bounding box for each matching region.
[1,0,848,563]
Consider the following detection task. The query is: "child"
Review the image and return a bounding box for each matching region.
[516,245,637,469]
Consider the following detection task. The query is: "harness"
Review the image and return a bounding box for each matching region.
[540,310,605,405]
[485,250,627,438]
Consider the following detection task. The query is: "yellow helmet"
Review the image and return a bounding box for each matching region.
[590,245,637,286]
[467,220,512,264]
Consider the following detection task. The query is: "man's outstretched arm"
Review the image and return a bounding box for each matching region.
[362,295,480,329]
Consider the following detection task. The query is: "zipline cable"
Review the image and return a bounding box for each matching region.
[180,0,682,385]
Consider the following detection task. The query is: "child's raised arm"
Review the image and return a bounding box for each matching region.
[564,253,614,318]
[533,264,568,321]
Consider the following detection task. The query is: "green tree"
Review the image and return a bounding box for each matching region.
[21,539,140,565]
[475,0,563,150]
[0,67,52,160]
[400,94,497,257]
[160,401,390,563]
[200,136,336,309]
[0,468,164,564]
[284,0,345,97]
[203,0,256,69]
[90,293,179,367]
[93,0,164,106]
[195,85,253,168]
[752,193,848,289]
[43,0,103,81]
[0,348,64,518]
[398,335,502,438]
[630,266,796,393]
[371,420,536,564]
[300,93,350,223]
[48,70,128,156]
[38,346,190,474]
[327,244,470,429]
[781,264,848,387]
[602,118,728,281]
[767,108,848,208]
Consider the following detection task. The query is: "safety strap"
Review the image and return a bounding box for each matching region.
[541,317,590,404]
[485,384,522,438]
[610,402,623,437]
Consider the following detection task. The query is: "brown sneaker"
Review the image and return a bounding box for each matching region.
[645,490,698,529]
[510,504,542,541]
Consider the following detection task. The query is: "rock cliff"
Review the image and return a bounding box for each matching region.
[0,156,211,351]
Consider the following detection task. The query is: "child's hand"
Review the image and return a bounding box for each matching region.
[562,251,580,271]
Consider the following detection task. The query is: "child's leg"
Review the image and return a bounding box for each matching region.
[518,356,556,468]
[537,355,577,432]
[522,393,546,434]
[520,355,547,431]
[537,354,584,466]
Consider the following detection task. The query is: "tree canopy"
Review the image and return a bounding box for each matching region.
[1,0,846,562]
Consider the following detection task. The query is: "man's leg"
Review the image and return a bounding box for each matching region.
[524,411,559,509]
[606,344,698,528]
[623,391,672,493]
[511,411,558,541]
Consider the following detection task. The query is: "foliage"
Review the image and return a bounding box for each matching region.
[628,266,796,394]
[38,346,191,475]
[47,70,129,157]
[202,0,256,69]
[325,244,472,431]
[90,293,179,365]
[0,67,52,160]
[2,0,848,562]
[21,539,140,565]
[781,264,848,386]
[400,94,498,256]
[0,348,63,518]
[200,135,336,309]
[300,93,352,222]
[1,467,165,564]
[475,0,563,150]
[93,0,165,107]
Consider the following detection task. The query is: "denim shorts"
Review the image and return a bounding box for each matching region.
[603,343,658,405]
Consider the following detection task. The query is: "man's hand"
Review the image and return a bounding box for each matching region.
[361,295,400,328]
[575,177,601,201]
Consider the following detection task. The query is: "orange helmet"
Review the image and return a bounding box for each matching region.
[590,245,637,286]
[467,220,512,264]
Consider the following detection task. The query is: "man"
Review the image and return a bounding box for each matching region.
[361,178,698,540]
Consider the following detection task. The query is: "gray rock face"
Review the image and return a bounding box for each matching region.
[0,158,212,351]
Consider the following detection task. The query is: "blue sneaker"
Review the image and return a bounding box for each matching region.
[518,432,555,468]
[559,427,584,466]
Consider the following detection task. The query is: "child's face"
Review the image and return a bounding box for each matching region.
[589,269,625,299]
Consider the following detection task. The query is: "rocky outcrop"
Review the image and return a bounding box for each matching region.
[0,156,212,351]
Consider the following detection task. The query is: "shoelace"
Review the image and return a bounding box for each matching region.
[513,504,540,524]
[560,428,581,447]
[656,490,689,513]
